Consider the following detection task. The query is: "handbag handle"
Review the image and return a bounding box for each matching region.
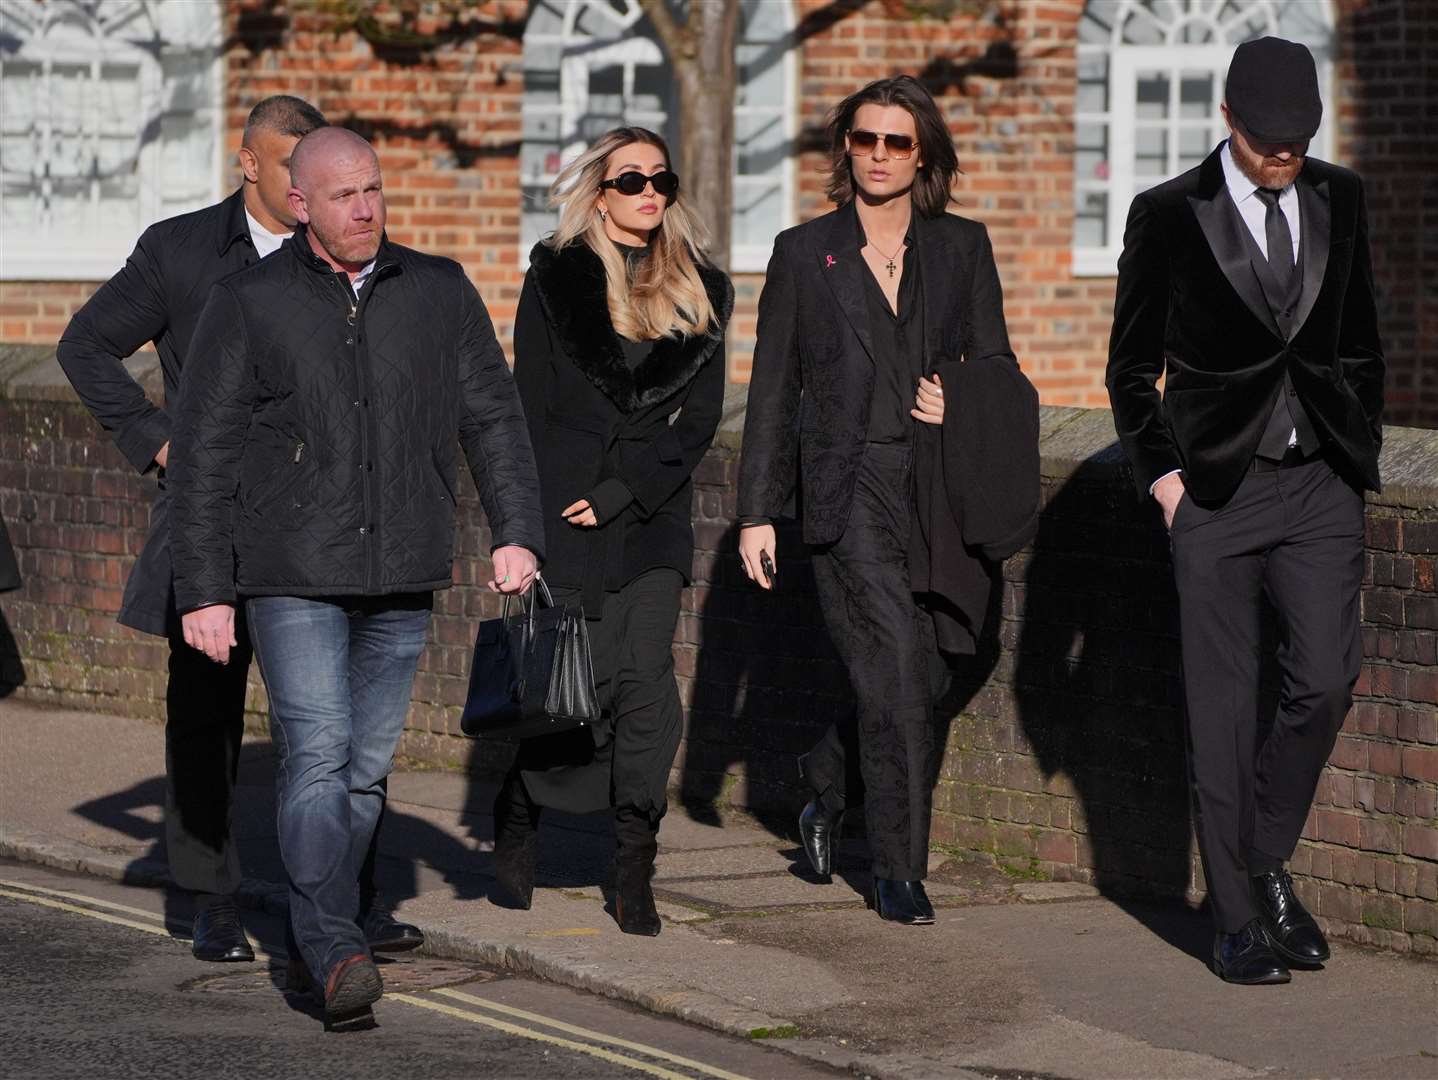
[498,573,554,626]
[500,575,556,685]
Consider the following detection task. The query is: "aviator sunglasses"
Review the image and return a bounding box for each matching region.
[599,169,680,199]
[847,129,917,159]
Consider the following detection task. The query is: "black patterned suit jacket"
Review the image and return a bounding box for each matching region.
[738,201,1016,544]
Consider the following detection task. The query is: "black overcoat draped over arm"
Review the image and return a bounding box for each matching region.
[910,219,1038,654]
[512,241,734,614]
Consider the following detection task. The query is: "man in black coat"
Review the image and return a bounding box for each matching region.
[56,96,421,963]
[738,77,1023,926]
[170,127,543,1022]
[1107,38,1384,985]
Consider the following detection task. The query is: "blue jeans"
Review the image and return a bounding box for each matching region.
[247,593,431,979]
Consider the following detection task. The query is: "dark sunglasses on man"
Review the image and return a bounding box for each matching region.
[599,169,680,199]
[847,129,916,159]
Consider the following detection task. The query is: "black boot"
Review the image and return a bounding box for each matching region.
[798,797,843,880]
[492,771,541,909]
[868,878,936,925]
[614,807,661,937]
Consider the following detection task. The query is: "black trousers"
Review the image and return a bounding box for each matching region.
[801,443,944,881]
[164,608,253,897]
[517,568,684,819]
[1170,456,1364,933]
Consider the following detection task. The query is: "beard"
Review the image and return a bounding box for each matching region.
[311,219,382,267]
[1233,145,1304,190]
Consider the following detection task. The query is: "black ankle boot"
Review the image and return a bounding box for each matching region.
[869,878,936,925]
[492,772,540,909]
[614,807,661,937]
[798,797,843,880]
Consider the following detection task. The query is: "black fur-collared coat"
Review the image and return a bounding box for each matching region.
[513,240,733,613]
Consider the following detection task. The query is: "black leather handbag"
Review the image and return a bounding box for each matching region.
[459,576,600,740]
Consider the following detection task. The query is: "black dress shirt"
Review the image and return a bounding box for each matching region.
[857,220,923,444]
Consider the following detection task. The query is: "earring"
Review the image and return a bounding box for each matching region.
[598,208,607,222]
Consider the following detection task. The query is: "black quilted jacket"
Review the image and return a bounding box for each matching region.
[168,228,544,611]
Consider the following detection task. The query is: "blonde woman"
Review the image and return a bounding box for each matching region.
[496,127,733,935]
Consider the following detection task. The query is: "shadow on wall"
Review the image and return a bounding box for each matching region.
[677,519,1004,871]
[0,608,23,698]
[1013,455,1208,961]
[677,521,842,841]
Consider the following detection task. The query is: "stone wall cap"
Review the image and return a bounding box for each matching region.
[2,348,161,404]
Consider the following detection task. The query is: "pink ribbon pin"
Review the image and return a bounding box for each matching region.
[825,254,836,268]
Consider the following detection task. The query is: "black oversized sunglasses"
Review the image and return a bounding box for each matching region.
[847,129,917,159]
[599,170,680,199]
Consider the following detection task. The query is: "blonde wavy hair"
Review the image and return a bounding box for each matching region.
[545,127,717,341]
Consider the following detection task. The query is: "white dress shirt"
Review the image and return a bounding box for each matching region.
[1151,141,1303,496]
[244,209,292,260]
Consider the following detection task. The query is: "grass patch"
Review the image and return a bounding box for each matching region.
[748,1024,800,1040]
[998,856,1049,882]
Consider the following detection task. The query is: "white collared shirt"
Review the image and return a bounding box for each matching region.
[1221,139,1300,263]
[350,259,378,295]
[244,208,292,260]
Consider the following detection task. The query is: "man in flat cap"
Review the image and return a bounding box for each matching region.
[1107,37,1384,984]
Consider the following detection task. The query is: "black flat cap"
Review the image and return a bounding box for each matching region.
[1225,36,1322,143]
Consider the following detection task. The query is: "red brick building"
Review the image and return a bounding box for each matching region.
[1,0,1433,424]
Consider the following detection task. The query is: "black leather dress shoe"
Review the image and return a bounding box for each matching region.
[798,798,843,880]
[869,878,936,925]
[1252,870,1329,965]
[362,908,425,953]
[1212,919,1291,984]
[192,902,255,963]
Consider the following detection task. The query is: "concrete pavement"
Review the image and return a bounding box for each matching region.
[2,700,1435,1079]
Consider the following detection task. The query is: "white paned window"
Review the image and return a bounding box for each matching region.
[0,0,223,281]
[521,0,795,272]
[1072,0,1334,277]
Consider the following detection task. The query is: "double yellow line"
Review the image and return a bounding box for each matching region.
[0,878,754,1080]
[391,989,753,1080]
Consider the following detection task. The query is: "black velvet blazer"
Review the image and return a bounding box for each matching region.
[513,241,733,613]
[738,202,1017,545]
[1106,146,1385,503]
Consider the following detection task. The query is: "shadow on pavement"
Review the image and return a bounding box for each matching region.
[69,739,626,928]
[1014,457,1205,964]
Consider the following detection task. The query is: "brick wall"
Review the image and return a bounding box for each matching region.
[3,347,1434,953]
[1333,0,1438,429]
[3,0,1432,423]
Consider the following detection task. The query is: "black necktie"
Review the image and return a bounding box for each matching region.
[1255,188,1293,291]
[1251,186,1317,458]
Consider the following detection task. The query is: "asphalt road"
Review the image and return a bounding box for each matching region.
[1,861,843,1080]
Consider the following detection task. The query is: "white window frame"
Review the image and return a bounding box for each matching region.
[520,0,796,272]
[0,0,224,281]
[1072,0,1335,278]
[731,0,797,272]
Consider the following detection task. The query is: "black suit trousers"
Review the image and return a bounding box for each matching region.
[164,608,253,896]
[1170,457,1364,932]
[800,443,945,881]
